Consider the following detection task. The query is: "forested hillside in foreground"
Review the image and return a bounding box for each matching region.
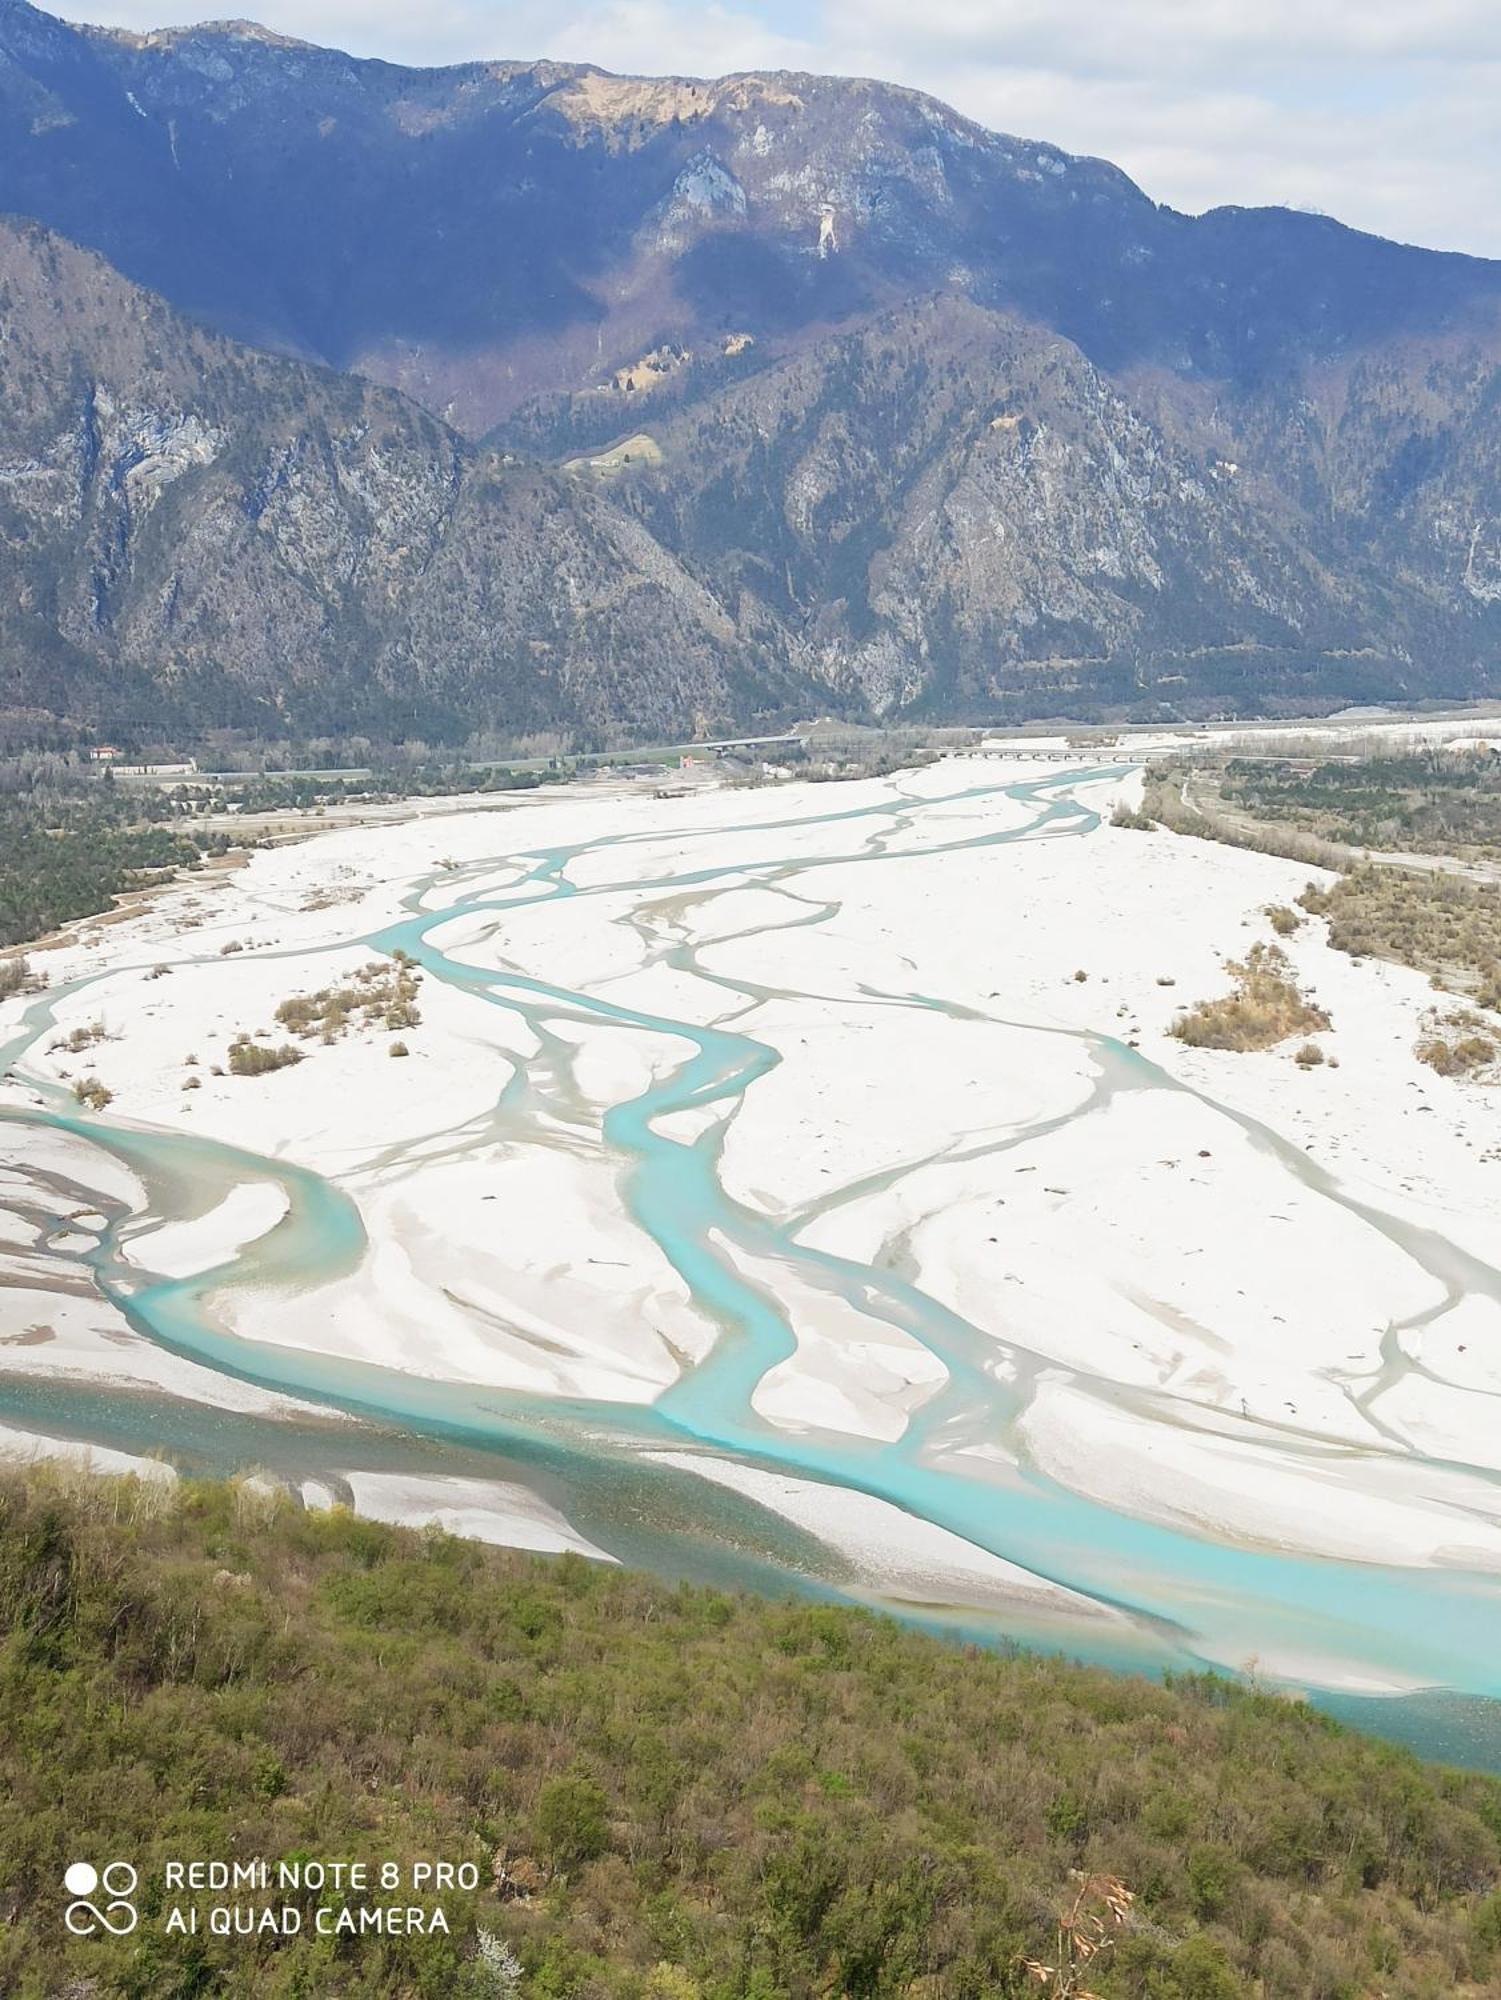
[2,1469,1500,1997]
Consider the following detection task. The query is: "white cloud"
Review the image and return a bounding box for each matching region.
[818,0,1501,252]
[541,0,815,76]
[45,0,1501,256]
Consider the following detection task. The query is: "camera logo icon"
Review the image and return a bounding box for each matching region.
[64,1861,139,1936]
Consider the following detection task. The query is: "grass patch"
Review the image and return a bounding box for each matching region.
[225,954,424,1076]
[49,1020,106,1054]
[562,430,665,478]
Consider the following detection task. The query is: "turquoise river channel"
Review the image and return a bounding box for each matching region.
[3,766,1500,1769]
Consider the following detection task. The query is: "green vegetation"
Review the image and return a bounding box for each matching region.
[180,758,553,816]
[0,754,222,949]
[0,732,944,964]
[1136,755,1501,1022]
[0,743,561,957]
[3,1465,1500,1998]
[1126,765,1344,870]
[1220,749,1501,861]
[1171,943,1331,1053]
[1298,869,1501,1008]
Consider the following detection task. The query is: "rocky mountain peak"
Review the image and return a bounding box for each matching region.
[5,3,1501,742]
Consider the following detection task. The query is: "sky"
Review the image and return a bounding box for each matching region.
[51,0,1501,258]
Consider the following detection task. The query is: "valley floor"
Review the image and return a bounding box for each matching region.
[2,757,1499,1701]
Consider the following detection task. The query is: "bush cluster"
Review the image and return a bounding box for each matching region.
[228,1036,304,1077]
[1414,1008,1498,1077]
[1299,868,1501,1008]
[273,954,422,1044]
[1171,943,1331,1053]
[0,954,43,1001]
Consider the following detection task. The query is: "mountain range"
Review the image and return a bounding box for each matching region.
[5,0,1501,741]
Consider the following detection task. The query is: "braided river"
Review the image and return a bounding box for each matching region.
[3,763,1500,1764]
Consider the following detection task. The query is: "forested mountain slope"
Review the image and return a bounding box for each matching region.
[7,0,1501,732]
[0,217,811,738]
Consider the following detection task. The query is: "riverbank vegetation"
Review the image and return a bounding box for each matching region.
[1219,748,1501,861]
[0,954,44,1000]
[0,745,861,963]
[1130,748,1501,869]
[1170,943,1331,1053]
[1414,1007,1499,1078]
[0,723,960,961]
[2,1464,1499,1998]
[0,754,221,949]
[0,749,562,953]
[228,1036,305,1077]
[1118,765,1344,870]
[1125,758,1501,1024]
[1297,869,1501,1008]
